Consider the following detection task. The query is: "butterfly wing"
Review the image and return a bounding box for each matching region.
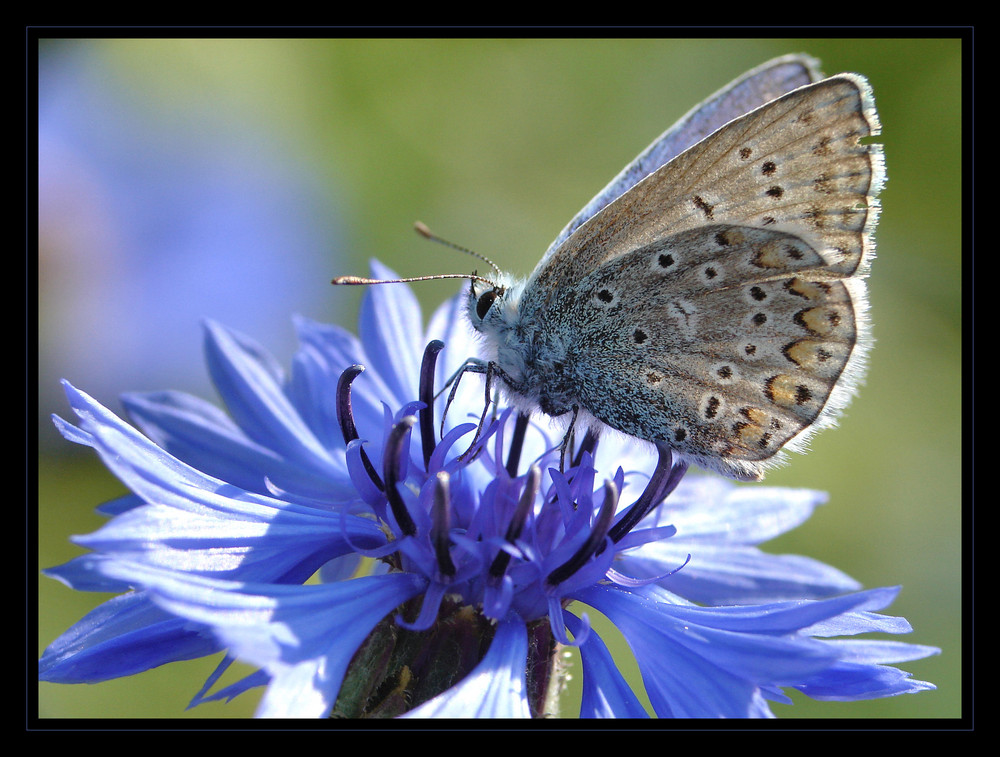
[528,73,884,480]
[541,54,823,260]
[562,223,869,480]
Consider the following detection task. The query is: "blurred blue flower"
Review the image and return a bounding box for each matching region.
[37,43,341,438]
[40,262,938,718]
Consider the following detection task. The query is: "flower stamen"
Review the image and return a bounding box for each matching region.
[336,365,384,491]
[384,415,419,536]
[607,443,688,545]
[431,471,456,576]
[489,464,540,579]
[504,413,530,478]
[570,427,600,470]
[545,478,619,587]
[419,341,445,468]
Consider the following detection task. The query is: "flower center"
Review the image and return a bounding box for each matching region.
[335,340,689,625]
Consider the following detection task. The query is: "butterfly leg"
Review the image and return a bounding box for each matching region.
[557,406,581,473]
[439,358,513,461]
[436,357,488,439]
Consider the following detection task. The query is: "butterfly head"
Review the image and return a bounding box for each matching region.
[468,276,502,329]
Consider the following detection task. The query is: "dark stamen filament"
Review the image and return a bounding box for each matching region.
[419,341,445,468]
[571,427,600,470]
[489,465,541,578]
[384,416,418,536]
[505,412,530,478]
[336,365,383,491]
[607,443,688,545]
[546,478,619,586]
[431,472,456,576]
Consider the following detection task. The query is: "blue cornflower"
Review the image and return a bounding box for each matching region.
[40,261,937,718]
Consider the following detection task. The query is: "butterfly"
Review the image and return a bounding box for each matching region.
[335,55,884,481]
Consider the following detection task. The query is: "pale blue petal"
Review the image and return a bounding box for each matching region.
[648,476,828,544]
[403,613,531,718]
[576,583,859,718]
[121,389,344,500]
[203,320,346,481]
[794,644,938,701]
[288,315,394,446]
[620,476,857,603]
[62,382,362,527]
[72,501,384,584]
[624,541,861,605]
[357,260,424,404]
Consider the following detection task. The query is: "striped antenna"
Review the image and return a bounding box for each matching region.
[331,223,502,288]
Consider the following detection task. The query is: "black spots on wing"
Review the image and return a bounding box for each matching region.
[658,252,676,269]
[813,172,835,195]
[704,395,721,420]
[764,374,815,408]
[795,384,813,405]
[693,195,715,219]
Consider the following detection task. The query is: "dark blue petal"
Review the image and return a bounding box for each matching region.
[86,558,427,718]
[565,612,648,718]
[39,590,220,683]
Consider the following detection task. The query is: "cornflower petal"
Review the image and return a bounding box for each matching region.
[55,383,385,580]
[82,557,427,718]
[39,589,220,683]
[121,389,324,500]
[574,583,937,718]
[563,612,648,718]
[41,382,387,684]
[203,320,348,484]
[619,476,861,603]
[358,261,425,403]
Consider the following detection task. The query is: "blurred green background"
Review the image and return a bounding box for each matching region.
[35,36,963,720]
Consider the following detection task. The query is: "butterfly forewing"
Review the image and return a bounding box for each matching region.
[543,54,824,257]
[530,75,883,294]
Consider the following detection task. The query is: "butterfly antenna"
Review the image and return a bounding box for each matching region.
[331,222,502,288]
[414,221,503,279]
[332,272,496,286]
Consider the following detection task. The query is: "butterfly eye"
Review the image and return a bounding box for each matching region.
[476,289,499,320]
